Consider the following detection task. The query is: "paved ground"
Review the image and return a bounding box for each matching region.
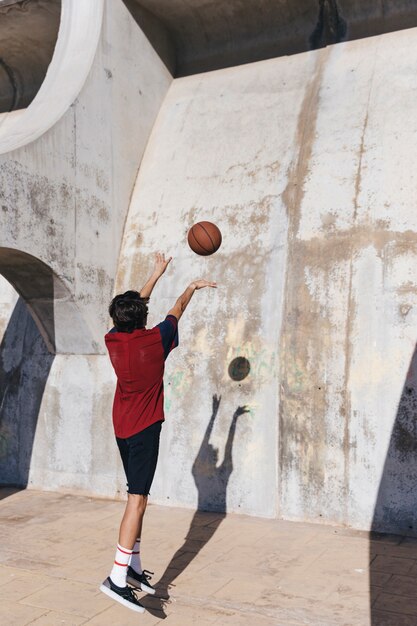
[0,489,417,625]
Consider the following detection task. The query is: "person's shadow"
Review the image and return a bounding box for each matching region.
[142,394,248,617]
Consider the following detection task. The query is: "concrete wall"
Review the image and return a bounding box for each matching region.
[115,26,417,528]
[0,0,61,113]
[124,0,417,75]
[277,30,417,533]
[0,0,172,494]
[1,0,417,532]
[0,0,171,351]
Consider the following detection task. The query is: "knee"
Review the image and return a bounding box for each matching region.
[128,494,148,513]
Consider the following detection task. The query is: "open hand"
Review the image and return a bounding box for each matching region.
[153,252,172,277]
[212,393,222,413]
[234,405,250,419]
[190,279,217,290]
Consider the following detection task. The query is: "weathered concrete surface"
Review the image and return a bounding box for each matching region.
[2,0,417,534]
[0,0,172,352]
[278,30,417,533]
[0,1,106,154]
[2,0,417,103]
[114,26,417,528]
[0,0,172,494]
[2,488,411,626]
[125,0,417,75]
[0,0,60,113]
[116,56,295,517]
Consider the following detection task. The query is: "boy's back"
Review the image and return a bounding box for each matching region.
[105,315,178,438]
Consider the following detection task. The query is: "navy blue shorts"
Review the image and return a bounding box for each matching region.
[116,421,162,495]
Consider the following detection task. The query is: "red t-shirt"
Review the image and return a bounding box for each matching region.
[104,315,178,439]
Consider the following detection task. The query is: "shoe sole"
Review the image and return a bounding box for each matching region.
[126,575,156,595]
[100,581,145,613]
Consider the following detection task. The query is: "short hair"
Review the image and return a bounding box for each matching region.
[108,290,149,332]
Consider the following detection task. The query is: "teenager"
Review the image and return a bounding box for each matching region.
[100,253,216,613]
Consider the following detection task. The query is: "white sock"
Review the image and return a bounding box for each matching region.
[110,543,132,587]
[129,538,142,574]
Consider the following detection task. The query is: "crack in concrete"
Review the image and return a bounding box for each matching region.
[342,40,379,522]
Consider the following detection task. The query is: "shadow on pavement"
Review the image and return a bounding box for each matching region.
[370,342,417,625]
[0,487,23,501]
[142,394,248,618]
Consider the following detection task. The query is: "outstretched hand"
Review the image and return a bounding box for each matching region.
[153,252,172,277]
[234,405,250,419]
[212,393,222,414]
[190,279,217,290]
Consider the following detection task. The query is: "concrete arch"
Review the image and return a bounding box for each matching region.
[0,0,104,154]
[0,248,97,354]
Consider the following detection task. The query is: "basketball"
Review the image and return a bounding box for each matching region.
[187,221,222,256]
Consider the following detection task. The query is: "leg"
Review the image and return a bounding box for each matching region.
[136,495,148,539]
[119,493,148,549]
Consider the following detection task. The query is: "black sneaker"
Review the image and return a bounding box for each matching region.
[126,567,156,595]
[100,576,145,613]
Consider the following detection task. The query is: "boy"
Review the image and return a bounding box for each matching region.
[100,252,216,613]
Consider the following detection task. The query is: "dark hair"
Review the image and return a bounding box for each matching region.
[108,290,149,332]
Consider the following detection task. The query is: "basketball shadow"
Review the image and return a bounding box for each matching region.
[0,297,54,491]
[142,394,248,618]
[370,341,417,624]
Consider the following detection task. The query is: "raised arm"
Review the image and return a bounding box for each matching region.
[168,279,217,321]
[140,252,172,299]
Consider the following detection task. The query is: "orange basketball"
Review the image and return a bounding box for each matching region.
[187,221,222,256]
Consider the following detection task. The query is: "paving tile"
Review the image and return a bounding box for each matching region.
[212,612,279,625]
[212,576,272,603]
[0,548,58,573]
[385,573,417,597]
[28,610,87,625]
[370,541,417,561]
[0,600,46,626]
[370,555,415,576]
[370,587,381,607]
[165,568,234,597]
[0,488,400,626]
[20,579,113,618]
[83,603,162,625]
[407,560,417,577]
[370,609,417,626]
[0,572,52,601]
[0,565,22,586]
[374,592,417,616]
[325,588,370,611]
[151,600,221,624]
[370,571,392,587]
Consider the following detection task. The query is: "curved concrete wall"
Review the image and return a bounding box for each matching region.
[114,27,417,527]
[0,0,60,113]
[1,0,417,532]
[0,0,103,154]
[0,0,172,494]
[0,0,171,352]
[126,0,417,75]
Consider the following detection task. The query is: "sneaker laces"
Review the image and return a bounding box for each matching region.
[122,585,140,602]
[141,569,154,581]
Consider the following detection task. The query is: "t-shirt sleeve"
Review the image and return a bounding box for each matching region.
[156,315,179,359]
